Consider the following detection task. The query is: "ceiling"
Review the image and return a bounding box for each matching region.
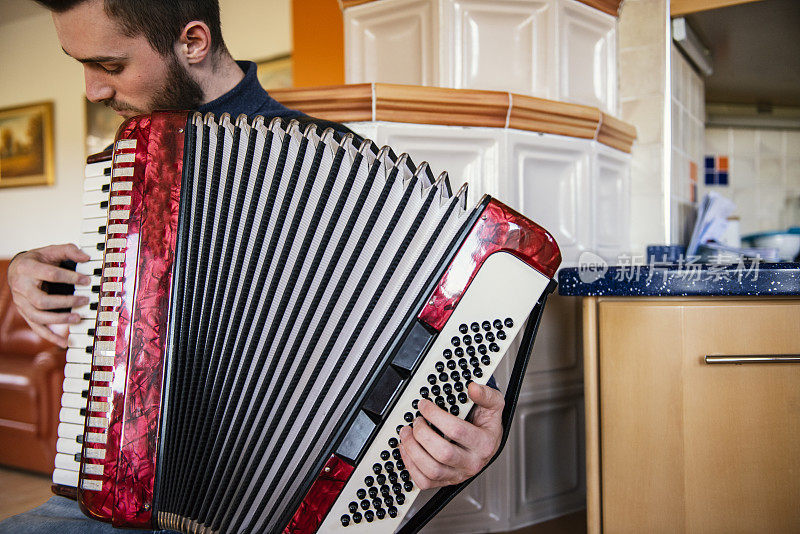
[686,0,800,107]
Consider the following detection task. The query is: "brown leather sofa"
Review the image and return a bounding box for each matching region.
[0,259,66,474]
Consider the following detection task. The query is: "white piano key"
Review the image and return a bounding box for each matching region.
[64,362,91,379]
[79,233,104,248]
[109,195,131,206]
[85,431,107,444]
[108,209,130,220]
[57,437,82,455]
[83,204,109,220]
[55,452,80,471]
[66,348,92,365]
[53,468,80,487]
[81,217,107,234]
[80,246,104,261]
[68,319,96,335]
[112,167,134,177]
[58,422,84,440]
[61,392,88,409]
[83,189,107,206]
[67,333,94,349]
[83,175,111,192]
[116,139,137,150]
[91,371,113,382]
[74,285,100,299]
[87,416,109,428]
[63,377,90,394]
[59,406,85,425]
[83,448,105,460]
[85,161,112,178]
[76,260,103,276]
[114,153,135,163]
[81,478,103,491]
[111,181,133,192]
[106,224,128,235]
[83,463,104,475]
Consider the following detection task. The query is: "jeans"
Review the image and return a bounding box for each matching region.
[0,496,176,533]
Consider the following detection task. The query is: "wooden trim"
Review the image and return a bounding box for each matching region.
[340,0,623,16]
[671,0,765,16]
[270,83,637,153]
[582,297,602,534]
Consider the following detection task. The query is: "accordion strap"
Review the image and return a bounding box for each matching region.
[398,279,556,534]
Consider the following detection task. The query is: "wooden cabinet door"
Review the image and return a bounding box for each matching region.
[682,301,800,534]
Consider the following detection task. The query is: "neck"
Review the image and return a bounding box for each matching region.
[196,53,244,104]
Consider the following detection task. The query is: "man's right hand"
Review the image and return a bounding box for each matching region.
[8,244,92,348]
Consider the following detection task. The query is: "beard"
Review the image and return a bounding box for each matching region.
[104,53,205,116]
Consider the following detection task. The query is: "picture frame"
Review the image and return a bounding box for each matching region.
[85,98,123,157]
[256,54,293,90]
[0,101,55,188]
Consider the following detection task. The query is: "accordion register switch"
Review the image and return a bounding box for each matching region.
[51,110,561,534]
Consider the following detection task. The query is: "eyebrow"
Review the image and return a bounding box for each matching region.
[62,47,128,63]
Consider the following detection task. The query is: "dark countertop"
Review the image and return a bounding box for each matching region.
[558,261,800,297]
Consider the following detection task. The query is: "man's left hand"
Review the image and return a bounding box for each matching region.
[398,382,504,490]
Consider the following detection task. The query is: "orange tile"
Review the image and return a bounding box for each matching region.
[689,161,697,182]
[717,156,729,171]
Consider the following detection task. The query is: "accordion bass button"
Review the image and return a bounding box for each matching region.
[340,515,350,527]
[376,508,386,520]
[364,510,375,523]
[348,502,358,514]
[352,512,362,524]
[388,507,398,518]
[458,324,468,334]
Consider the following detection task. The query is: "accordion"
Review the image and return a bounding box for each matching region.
[53,110,560,533]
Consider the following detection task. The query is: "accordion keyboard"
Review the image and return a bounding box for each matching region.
[53,158,112,488]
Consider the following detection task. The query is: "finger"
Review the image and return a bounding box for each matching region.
[20,303,83,326]
[399,425,459,485]
[468,383,505,412]
[417,398,475,449]
[38,243,90,264]
[28,320,69,348]
[23,288,90,312]
[411,413,468,469]
[21,257,90,286]
[397,440,434,490]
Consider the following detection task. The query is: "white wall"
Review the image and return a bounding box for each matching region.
[0,0,291,258]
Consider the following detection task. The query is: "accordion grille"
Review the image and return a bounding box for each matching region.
[155,113,471,533]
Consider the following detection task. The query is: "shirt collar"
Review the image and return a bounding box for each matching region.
[197,60,292,118]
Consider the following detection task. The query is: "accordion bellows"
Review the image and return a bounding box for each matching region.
[57,111,561,534]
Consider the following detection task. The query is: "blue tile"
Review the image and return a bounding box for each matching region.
[705,156,715,170]
[705,172,717,185]
[718,171,728,185]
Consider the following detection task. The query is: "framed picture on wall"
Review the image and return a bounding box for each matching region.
[0,101,55,188]
[256,54,293,90]
[85,98,123,157]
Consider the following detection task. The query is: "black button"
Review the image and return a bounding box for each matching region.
[454,381,464,392]
[458,358,468,370]
[443,348,453,359]
[400,470,410,482]
[504,317,514,328]
[470,322,480,332]
[482,320,491,331]
[341,514,350,526]
[404,412,414,422]
[380,484,391,495]
[369,487,379,499]
[373,463,382,474]
[466,345,476,357]
[496,330,506,340]
[474,368,483,378]
[459,323,468,334]
[383,494,393,506]
[352,512,362,523]
[396,425,404,434]
[454,347,464,357]
[357,488,367,500]
[435,361,444,373]
[388,437,398,448]
[435,396,446,408]
[396,460,405,471]
[462,369,472,380]
[466,379,473,386]
[388,506,398,518]
[365,510,374,522]
[377,474,387,485]
[446,394,456,405]
[365,475,375,486]
[349,501,358,513]
[393,448,402,460]
[439,372,449,382]
[469,356,479,367]
[361,499,370,510]
[384,461,395,472]
[493,319,503,329]
[489,342,500,352]
[420,386,429,397]
[486,331,495,342]
[450,371,460,381]
[380,450,390,461]
[478,344,488,355]
[473,333,483,343]
[389,471,398,484]
[451,336,460,346]
[372,497,382,509]
[458,392,468,403]
[443,383,452,394]
[463,335,472,345]
[392,483,402,494]
[450,405,460,416]
[395,494,405,506]
[431,385,441,396]
[446,359,456,370]
[481,355,491,366]
[427,374,437,385]
[404,481,414,492]
[412,399,419,410]
[376,508,386,519]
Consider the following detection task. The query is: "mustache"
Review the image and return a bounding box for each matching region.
[101,99,140,114]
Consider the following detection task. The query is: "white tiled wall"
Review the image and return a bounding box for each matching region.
[703,128,800,235]
[344,0,618,114]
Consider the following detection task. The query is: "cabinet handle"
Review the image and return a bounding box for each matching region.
[705,354,800,364]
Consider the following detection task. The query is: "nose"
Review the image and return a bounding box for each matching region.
[84,65,114,103]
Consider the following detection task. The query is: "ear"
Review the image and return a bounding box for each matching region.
[177,20,211,64]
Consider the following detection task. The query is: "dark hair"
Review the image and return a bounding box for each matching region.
[34,0,228,57]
